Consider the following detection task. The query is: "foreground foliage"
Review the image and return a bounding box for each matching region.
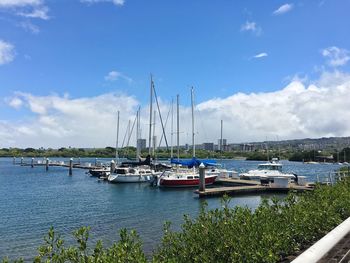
[4,179,350,262]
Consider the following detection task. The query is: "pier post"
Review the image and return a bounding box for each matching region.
[199,163,205,192]
[95,158,97,167]
[69,158,73,176]
[45,158,49,171]
[13,157,16,165]
[31,158,34,168]
[78,157,81,165]
[110,160,116,174]
[20,157,23,166]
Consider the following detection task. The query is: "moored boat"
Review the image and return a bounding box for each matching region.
[108,166,160,183]
[240,158,296,182]
[157,169,217,187]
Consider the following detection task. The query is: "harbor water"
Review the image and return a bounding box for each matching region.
[0,157,341,260]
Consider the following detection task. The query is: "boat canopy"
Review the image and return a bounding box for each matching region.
[170,157,217,168]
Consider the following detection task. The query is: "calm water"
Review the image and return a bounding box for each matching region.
[0,157,340,261]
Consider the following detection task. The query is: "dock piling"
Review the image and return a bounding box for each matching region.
[20,157,23,166]
[45,158,49,171]
[78,157,81,165]
[31,158,34,168]
[69,158,73,175]
[95,158,97,167]
[110,160,116,174]
[199,163,205,192]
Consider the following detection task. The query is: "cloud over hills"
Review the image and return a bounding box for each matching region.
[2,71,350,148]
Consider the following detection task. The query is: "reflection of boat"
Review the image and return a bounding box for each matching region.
[240,158,296,182]
[108,166,160,183]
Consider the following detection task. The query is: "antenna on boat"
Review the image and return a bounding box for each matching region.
[148,74,153,155]
[115,110,120,164]
[191,87,195,159]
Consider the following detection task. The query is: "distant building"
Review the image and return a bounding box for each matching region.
[137,139,146,150]
[240,144,254,152]
[203,143,214,151]
[218,139,227,151]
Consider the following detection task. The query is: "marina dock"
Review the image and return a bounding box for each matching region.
[196,178,313,198]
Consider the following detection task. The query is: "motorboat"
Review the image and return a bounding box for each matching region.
[240,158,296,182]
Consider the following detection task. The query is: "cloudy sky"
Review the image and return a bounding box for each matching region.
[0,0,350,148]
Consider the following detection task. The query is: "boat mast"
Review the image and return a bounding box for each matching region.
[191,87,195,158]
[152,110,156,158]
[220,119,223,164]
[177,94,180,161]
[115,110,120,164]
[170,98,174,159]
[136,108,141,160]
[148,74,153,156]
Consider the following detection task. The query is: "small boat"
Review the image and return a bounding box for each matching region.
[108,166,160,183]
[89,167,110,177]
[240,158,296,182]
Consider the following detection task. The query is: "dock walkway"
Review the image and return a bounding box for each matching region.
[196,178,313,198]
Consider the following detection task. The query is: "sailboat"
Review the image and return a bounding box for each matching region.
[108,108,160,183]
[157,88,218,187]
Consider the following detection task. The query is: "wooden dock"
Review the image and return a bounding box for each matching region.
[195,183,313,198]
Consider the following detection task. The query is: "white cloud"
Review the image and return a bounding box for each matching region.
[18,20,40,33]
[253,52,268,59]
[0,0,49,20]
[105,70,132,83]
[8,97,23,109]
[3,71,350,148]
[17,5,49,20]
[0,0,42,7]
[240,21,262,36]
[0,40,15,65]
[273,3,294,15]
[81,0,125,6]
[322,46,350,67]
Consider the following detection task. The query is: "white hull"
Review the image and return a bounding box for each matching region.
[108,174,152,183]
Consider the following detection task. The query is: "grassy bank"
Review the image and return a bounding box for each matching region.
[3,179,350,262]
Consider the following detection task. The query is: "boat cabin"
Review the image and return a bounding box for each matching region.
[257,163,282,172]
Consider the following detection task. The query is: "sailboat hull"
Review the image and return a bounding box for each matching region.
[159,175,217,187]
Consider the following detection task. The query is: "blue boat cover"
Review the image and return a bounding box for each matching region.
[170,157,217,168]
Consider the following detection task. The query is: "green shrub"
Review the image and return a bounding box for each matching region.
[4,179,350,262]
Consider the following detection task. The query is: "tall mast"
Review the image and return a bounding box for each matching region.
[152,110,156,157]
[115,111,120,164]
[177,94,180,161]
[191,87,195,158]
[148,74,153,155]
[136,108,141,160]
[170,98,174,159]
[127,120,131,147]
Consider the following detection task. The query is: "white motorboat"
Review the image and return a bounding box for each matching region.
[108,166,160,183]
[240,158,296,182]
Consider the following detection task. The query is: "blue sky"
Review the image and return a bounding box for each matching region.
[1,0,350,147]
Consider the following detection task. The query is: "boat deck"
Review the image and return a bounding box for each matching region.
[195,183,313,198]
